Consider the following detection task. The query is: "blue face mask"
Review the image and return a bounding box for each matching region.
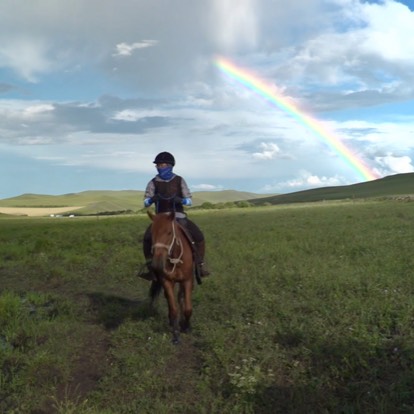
[157,165,174,180]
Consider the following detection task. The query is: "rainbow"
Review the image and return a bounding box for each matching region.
[215,56,380,182]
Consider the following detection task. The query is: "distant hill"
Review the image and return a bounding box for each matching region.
[0,189,270,215]
[192,190,268,205]
[1,173,412,215]
[0,190,144,215]
[250,173,414,205]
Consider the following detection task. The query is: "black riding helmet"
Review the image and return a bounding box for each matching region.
[153,151,175,166]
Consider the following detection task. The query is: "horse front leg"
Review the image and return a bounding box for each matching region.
[163,281,180,344]
[178,280,193,333]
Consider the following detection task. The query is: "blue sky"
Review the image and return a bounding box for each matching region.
[1,0,414,199]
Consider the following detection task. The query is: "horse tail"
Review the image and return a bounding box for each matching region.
[149,280,162,302]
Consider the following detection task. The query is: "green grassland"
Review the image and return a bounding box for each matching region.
[1,199,414,413]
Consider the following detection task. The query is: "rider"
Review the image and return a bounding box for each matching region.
[138,151,210,280]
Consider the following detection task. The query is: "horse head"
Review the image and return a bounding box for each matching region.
[148,211,176,274]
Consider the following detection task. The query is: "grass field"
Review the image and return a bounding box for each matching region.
[1,200,414,413]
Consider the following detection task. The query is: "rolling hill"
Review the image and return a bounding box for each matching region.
[0,189,270,215]
[249,172,414,205]
[0,173,412,216]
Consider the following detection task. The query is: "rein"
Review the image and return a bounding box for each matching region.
[152,219,184,274]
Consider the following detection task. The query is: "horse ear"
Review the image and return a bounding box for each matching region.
[170,211,175,221]
[147,210,154,221]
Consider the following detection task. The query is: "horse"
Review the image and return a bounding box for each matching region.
[147,210,195,344]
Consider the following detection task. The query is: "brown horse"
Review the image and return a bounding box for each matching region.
[147,211,194,344]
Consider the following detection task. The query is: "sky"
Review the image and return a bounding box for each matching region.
[1,0,414,199]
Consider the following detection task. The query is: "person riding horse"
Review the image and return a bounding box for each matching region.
[138,151,210,281]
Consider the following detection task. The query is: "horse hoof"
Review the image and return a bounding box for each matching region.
[181,326,192,334]
[172,337,180,345]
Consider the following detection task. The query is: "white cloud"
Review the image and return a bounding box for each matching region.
[267,0,414,110]
[284,171,343,188]
[358,1,414,62]
[334,119,414,150]
[111,108,165,122]
[262,170,344,193]
[210,0,258,51]
[191,184,224,191]
[113,40,158,57]
[0,0,414,198]
[24,104,55,116]
[375,154,414,174]
[0,38,52,82]
[252,142,281,160]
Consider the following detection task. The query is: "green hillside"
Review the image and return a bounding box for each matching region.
[250,172,414,205]
[0,190,143,207]
[1,173,412,214]
[0,189,269,214]
[0,190,144,215]
[192,190,269,205]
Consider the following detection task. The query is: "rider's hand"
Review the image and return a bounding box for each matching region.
[144,198,153,207]
[173,196,183,204]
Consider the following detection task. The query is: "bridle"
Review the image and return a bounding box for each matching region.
[152,219,184,274]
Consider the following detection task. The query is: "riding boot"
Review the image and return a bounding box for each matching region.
[137,258,156,281]
[194,240,210,277]
[137,229,156,281]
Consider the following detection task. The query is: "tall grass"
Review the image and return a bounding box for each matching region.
[1,200,414,413]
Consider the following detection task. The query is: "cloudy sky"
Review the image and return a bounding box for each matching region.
[1,0,414,199]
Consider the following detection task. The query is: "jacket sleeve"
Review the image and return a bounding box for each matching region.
[180,177,192,199]
[144,180,155,199]
[143,180,156,208]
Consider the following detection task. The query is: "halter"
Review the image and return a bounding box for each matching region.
[152,219,184,274]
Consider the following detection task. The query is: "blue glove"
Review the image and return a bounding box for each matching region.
[182,197,192,206]
[144,197,153,207]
